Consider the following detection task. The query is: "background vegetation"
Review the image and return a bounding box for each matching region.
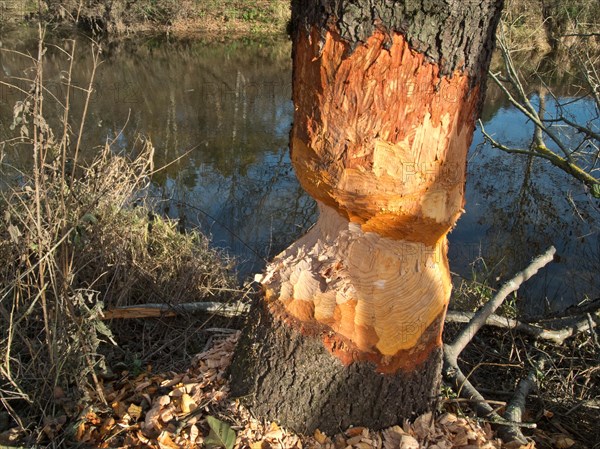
[0,0,290,34]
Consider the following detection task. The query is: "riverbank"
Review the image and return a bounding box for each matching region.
[0,0,290,35]
[1,0,598,49]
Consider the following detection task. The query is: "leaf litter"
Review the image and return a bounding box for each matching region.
[69,333,528,449]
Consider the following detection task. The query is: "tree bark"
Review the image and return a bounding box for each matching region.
[230,0,503,434]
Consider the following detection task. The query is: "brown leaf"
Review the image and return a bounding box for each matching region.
[543,409,554,419]
[555,435,576,449]
[346,435,363,445]
[111,401,128,419]
[144,403,162,431]
[135,380,153,392]
[346,427,366,438]
[399,434,419,449]
[160,405,176,423]
[99,417,116,435]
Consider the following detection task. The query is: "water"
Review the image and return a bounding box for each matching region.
[1,29,598,315]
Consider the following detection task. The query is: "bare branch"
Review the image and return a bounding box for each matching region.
[480,120,600,190]
[443,247,556,444]
[448,246,556,356]
[445,310,598,345]
[103,301,250,320]
[501,353,551,443]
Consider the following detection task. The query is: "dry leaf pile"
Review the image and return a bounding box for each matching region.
[72,333,514,448]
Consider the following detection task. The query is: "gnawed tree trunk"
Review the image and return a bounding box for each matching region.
[230,0,503,434]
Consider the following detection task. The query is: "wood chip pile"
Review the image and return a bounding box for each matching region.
[65,333,521,448]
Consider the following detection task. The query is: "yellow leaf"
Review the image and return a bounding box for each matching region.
[314,429,328,444]
[158,431,180,449]
[127,403,142,421]
[251,441,270,449]
[180,393,196,414]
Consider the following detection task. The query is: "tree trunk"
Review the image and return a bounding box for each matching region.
[229,0,503,435]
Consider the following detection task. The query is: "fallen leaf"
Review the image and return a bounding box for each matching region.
[399,434,419,449]
[181,393,196,414]
[355,442,372,449]
[555,434,576,449]
[144,403,162,431]
[346,427,366,438]
[127,403,143,421]
[205,415,236,449]
[158,430,180,449]
[265,421,284,440]
[135,381,153,392]
[346,435,362,445]
[314,429,328,444]
[99,417,115,435]
[160,405,175,423]
[189,424,200,442]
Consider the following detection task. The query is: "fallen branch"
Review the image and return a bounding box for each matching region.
[502,353,550,443]
[103,301,250,320]
[448,246,556,356]
[442,359,536,430]
[443,247,556,444]
[445,309,598,345]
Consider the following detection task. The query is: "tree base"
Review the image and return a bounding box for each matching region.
[228,297,443,435]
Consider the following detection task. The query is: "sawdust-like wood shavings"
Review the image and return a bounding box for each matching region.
[74,331,517,448]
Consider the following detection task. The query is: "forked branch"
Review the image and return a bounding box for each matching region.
[443,247,556,444]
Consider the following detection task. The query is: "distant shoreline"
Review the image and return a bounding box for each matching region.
[0,0,290,36]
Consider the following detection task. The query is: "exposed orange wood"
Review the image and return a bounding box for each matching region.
[258,25,482,373]
[292,27,479,245]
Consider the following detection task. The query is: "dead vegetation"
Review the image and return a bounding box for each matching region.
[0,25,237,445]
[41,0,290,36]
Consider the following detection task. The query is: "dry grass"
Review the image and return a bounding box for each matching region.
[0,25,238,445]
[40,0,291,35]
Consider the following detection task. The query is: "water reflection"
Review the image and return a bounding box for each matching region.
[456,98,600,314]
[0,29,598,313]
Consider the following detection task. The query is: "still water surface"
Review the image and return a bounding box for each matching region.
[1,30,598,315]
